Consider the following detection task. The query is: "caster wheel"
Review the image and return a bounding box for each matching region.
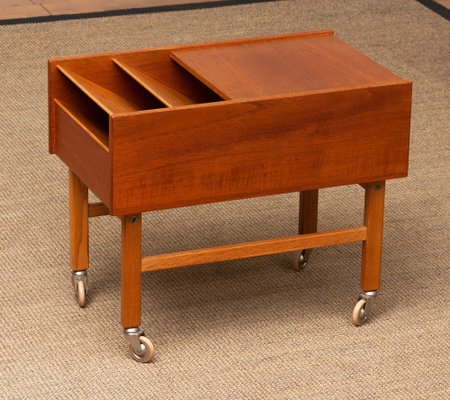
[72,271,87,308]
[76,280,87,308]
[293,249,310,271]
[352,291,377,326]
[352,299,367,326]
[129,336,155,363]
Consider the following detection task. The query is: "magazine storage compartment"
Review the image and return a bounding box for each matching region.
[49,30,411,216]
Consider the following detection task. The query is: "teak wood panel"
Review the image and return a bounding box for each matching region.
[53,58,161,111]
[111,53,219,105]
[57,66,146,114]
[48,30,334,152]
[111,58,197,107]
[48,55,164,152]
[170,34,404,100]
[55,101,112,207]
[109,83,412,215]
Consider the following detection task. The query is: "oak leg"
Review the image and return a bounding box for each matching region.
[121,214,142,329]
[69,170,89,272]
[360,182,385,292]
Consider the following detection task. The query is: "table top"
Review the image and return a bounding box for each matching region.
[170,31,404,100]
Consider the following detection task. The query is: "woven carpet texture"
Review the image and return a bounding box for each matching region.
[0,0,449,398]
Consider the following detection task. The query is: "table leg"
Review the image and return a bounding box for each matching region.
[121,214,142,328]
[360,182,385,292]
[299,190,319,235]
[352,181,385,326]
[69,170,89,307]
[293,190,319,271]
[121,214,155,362]
[69,170,89,272]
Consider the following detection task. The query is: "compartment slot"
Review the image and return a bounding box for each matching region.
[112,58,196,107]
[112,51,223,107]
[58,66,144,114]
[51,73,109,150]
[55,99,109,151]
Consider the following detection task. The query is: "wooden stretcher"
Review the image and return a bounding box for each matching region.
[48,30,412,362]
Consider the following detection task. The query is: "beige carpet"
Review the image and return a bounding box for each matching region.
[1,1,449,398]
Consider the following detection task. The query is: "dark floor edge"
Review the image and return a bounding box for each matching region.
[0,0,276,26]
[415,0,450,20]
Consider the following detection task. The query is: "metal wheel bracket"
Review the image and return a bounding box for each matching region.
[72,270,87,292]
[358,290,377,315]
[124,327,146,357]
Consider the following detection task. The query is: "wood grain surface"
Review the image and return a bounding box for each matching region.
[58,66,145,114]
[360,181,385,291]
[299,190,319,235]
[142,227,367,272]
[55,99,108,151]
[112,58,197,107]
[110,83,411,215]
[69,170,89,271]
[88,202,109,218]
[49,31,412,216]
[170,33,404,100]
[48,33,333,116]
[121,214,142,328]
[55,101,112,207]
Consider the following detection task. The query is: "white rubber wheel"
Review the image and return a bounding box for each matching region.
[352,299,367,326]
[76,280,87,308]
[293,251,308,271]
[129,336,155,363]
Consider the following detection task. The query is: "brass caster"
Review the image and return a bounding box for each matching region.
[124,327,155,363]
[352,291,377,326]
[72,270,87,308]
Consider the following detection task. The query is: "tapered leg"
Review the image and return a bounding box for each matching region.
[299,190,319,235]
[121,214,142,328]
[69,170,89,272]
[361,182,385,291]
[69,170,89,307]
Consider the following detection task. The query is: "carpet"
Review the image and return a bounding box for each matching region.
[0,1,449,398]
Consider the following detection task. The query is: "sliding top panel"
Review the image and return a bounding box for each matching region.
[170,31,408,100]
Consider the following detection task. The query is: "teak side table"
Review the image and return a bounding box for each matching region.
[48,30,412,362]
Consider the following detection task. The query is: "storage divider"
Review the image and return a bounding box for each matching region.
[57,64,166,112]
[111,50,222,105]
[58,66,153,114]
[51,51,224,152]
[55,99,109,151]
[112,58,197,107]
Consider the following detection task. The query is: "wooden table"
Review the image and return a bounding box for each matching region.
[48,30,412,362]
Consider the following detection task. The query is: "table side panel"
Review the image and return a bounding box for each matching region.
[55,102,112,207]
[110,83,411,215]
